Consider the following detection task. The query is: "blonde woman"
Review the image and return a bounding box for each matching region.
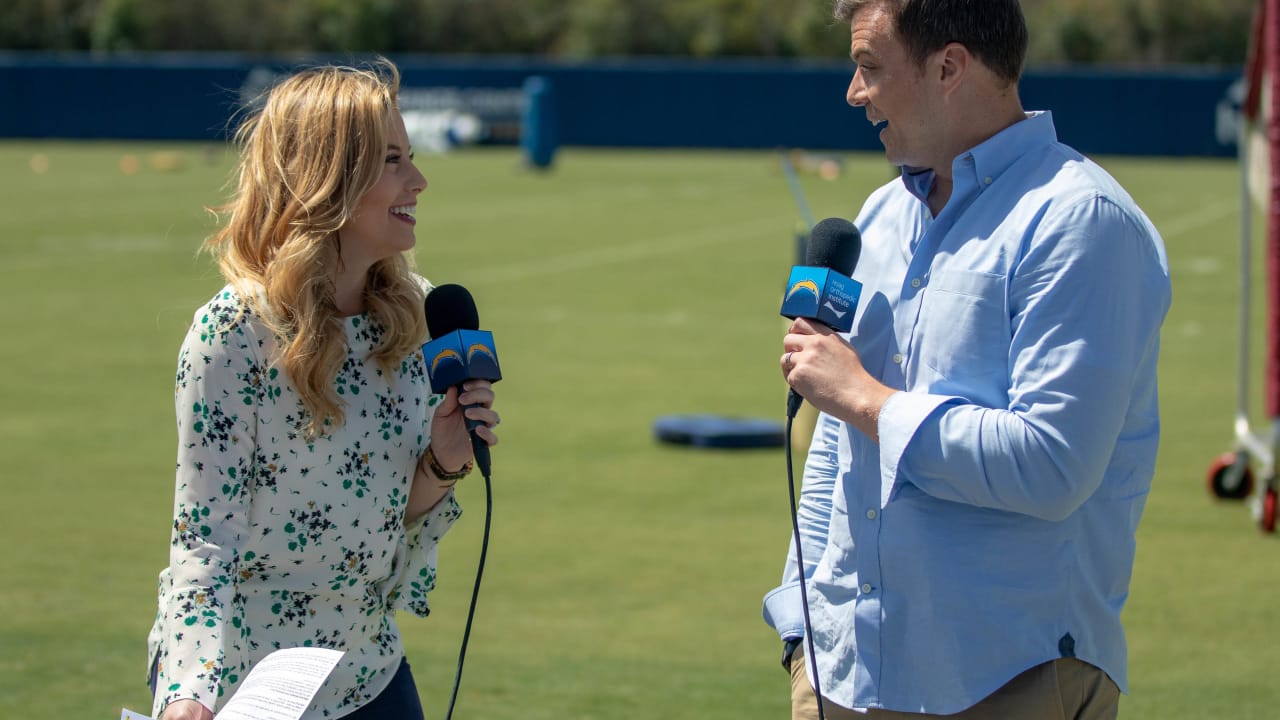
[147,59,499,720]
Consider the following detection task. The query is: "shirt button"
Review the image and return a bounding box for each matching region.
[861,583,873,594]
[984,177,993,185]
[866,509,877,520]
[892,353,904,365]
[911,277,922,288]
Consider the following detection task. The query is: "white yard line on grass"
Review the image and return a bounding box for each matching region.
[1157,197,1238,240]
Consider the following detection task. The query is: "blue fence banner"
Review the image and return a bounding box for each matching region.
[0,52,1243,158]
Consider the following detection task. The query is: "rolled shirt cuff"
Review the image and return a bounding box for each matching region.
[877,391,957,508]
[762,580,806,641]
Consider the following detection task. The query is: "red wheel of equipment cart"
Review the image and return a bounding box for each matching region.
[1262,486,1278,534]
[1206,451,1255,500]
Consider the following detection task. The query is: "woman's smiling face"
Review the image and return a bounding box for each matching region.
[340,110,427,269]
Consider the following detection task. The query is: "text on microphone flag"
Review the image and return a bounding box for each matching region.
[780,266,863,333]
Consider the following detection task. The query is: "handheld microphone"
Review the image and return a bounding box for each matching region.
[422,284,502,719]
[777,217,861,720]
[780,217,863,418]
[422,283,502,479]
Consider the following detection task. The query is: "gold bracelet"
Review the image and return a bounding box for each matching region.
[423,444,473,484]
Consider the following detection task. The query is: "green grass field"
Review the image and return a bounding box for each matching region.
[0,140,1277,719]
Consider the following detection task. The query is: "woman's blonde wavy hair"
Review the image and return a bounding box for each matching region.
[205,58,427,440]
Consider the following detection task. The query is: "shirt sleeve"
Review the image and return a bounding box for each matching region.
[762,411,841,640]
[385,489,463,616]
[149,306,261,716]
[881,195,1170,521]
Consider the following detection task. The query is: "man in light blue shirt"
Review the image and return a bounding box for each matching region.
[763,1,1171,718]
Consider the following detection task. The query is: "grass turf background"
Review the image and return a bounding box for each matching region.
[0,142,1276,718]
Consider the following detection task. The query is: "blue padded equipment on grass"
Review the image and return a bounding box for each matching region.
[520,76,557,169]
[653,414,785,449]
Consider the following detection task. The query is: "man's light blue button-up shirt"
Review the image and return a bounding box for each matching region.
[763,112,1171,714]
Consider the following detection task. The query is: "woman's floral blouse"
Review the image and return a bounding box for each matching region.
[147,285,461,718]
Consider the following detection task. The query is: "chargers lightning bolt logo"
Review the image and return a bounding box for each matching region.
[467,343,496,363]
[430,348,464,374]
[786,279,821,302]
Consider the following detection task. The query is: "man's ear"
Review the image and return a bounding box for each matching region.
[936,42,970,93]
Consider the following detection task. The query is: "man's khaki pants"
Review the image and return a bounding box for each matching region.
[789,646,1119,719]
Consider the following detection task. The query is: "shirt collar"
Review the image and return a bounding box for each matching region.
[899,110,1058,204]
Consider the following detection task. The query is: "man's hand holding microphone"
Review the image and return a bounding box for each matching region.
[779,217,894,442]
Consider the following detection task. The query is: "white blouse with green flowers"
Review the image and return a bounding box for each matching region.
[147,284,461,718]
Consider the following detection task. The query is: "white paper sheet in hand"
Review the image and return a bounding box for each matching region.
[215,647,344,720]
[119,646,344,720]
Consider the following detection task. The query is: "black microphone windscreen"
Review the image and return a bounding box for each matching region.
[806,217,862,276]
[424,283,480,338]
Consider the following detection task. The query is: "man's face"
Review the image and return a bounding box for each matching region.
[845,5,942,170]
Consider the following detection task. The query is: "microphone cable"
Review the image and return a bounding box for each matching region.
[444,466,493,720]
[422,282,501,718]
[778,216,859,720]
[784,406,826,720]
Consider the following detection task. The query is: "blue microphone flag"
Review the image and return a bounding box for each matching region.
[780,266,862,333]
[423,329,502,394]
